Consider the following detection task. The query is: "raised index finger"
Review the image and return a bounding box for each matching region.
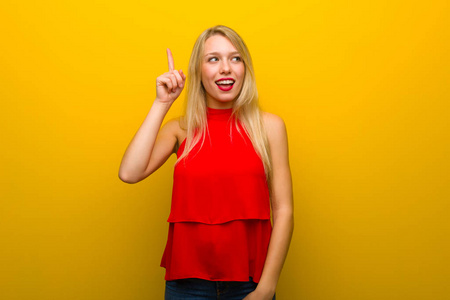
[167,48,174,71]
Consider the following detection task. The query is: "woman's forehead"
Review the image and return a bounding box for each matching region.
[204,35,238,55]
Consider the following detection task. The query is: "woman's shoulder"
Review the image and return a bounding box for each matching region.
[163,117,187,146]
[165,116,188,130]
[261,111,289,159]
[261,111,286,137]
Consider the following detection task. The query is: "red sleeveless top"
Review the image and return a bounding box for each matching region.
[160,107,272,283]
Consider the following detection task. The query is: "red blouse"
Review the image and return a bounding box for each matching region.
[160,107,272,283]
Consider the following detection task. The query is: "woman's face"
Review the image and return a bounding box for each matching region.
[201,35,245,109]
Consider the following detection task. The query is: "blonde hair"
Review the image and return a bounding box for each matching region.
[178,25,272,182]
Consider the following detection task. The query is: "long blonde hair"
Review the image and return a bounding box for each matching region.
[178,25,272,182]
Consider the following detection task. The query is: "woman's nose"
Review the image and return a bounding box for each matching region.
[220,61,231,73]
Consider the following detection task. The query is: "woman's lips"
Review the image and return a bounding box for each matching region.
[215,78,235,91]
[216,83,234,91]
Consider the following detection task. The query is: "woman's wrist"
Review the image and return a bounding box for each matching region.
[255,284,276,298]
[152,98,173,112]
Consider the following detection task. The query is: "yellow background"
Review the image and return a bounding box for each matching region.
[1,0,449,299]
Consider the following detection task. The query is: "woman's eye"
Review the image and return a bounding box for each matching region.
[232,57,241,61]
[209,57,218,62]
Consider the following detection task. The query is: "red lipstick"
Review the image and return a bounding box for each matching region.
[215,78,235,91]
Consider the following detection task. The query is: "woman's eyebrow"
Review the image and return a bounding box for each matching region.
[204,51,240,57]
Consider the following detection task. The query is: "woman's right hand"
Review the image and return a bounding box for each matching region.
[155,48,187,105]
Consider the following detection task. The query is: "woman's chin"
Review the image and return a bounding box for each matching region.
[206,96,237,108]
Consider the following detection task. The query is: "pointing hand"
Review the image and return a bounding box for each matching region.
[155,48,187,104]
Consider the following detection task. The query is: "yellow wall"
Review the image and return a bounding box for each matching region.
[1,0,449,299]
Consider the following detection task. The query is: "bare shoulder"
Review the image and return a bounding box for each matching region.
[161,117,187,149]
[162,117,181,131]
[261,111,287,142]
[162,117,183,133]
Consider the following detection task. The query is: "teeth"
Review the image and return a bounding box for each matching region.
[216,80,234,85]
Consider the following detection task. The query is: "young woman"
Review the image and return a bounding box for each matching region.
[119,25,293,300]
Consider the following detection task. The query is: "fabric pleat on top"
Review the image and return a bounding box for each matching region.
[160,107,272,283]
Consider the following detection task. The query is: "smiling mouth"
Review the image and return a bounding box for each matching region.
[215,79,235,91]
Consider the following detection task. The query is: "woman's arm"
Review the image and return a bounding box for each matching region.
[245,113,294,299]
[118,103,179,183]
[118,49,186,183]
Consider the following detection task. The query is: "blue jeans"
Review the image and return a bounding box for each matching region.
[165,277,276,300]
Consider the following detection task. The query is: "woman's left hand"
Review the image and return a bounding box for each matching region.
[243,289,275,300]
